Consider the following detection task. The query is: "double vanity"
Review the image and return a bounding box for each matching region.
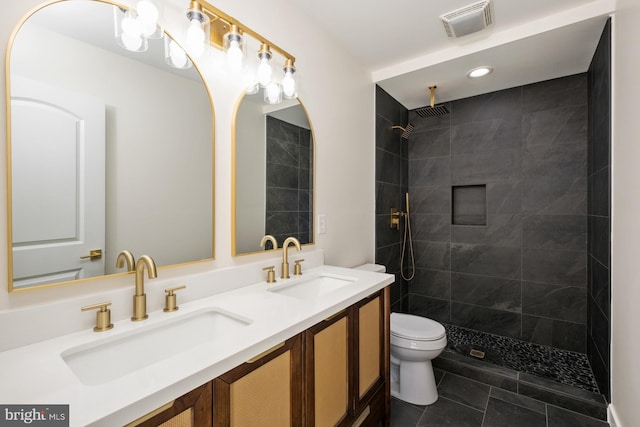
[0,250,394,426]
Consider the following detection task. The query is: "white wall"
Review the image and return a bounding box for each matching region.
[0,0,375,308]
[611,1,640,425]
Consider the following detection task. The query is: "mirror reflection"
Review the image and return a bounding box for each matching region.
[234,93,314,255]
[8,0,214,291]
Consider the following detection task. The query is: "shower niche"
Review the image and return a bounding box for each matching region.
[451,185,486,226]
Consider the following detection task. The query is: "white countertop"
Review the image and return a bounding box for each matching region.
[0,263,393,426]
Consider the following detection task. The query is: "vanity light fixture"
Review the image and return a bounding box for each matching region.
[467,66,493,78]
[257,44,273,87]
[282,58,296,99]
[114,7,148,52]
[185,1,210,58]
[224,24,245,72]
[185,0,298,104]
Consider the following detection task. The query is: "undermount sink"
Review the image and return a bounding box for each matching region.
[268,273,356,299]
[61,308,252,386]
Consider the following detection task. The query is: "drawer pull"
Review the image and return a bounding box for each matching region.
[246,342,285,363]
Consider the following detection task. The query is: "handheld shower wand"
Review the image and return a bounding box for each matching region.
[400,192,415,281]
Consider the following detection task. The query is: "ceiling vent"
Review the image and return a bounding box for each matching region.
[440,0,493,38]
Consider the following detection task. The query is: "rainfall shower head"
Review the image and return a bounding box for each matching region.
[392,123,415,140]
[414,86,450,117]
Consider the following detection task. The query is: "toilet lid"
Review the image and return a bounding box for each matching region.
[390,313,446,341]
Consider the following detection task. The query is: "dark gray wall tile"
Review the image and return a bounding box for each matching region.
[376,85,403,124]
[408,185,451,214]
[522,248,586,287]
[451,273,521,313]
[522,315,586,353]
[376,148,403,185]
[414,240,450,271]
[451,87,522,125]
[522,175,587,215]
[590,258,610,318]
[591,167,610,217]
[452,214,522,247]
[452,185,486,225]
[451,149,521,184]
[487,179,522,213]
[409,127,451,159]
[408,268,451,300]
[451,244,521,280]
[590,216,610,267]
[376,114,401,156]
[522,281,586,323]
[522,73,587,113]
[408,295,450,324]
[451,116,521,154]
[411,213,451,242]
[409,156,450,186]
[376,182,403,215]
[450,302,521,339]
[523,215,586,251]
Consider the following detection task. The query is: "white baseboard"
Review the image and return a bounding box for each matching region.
[609,403,623,427]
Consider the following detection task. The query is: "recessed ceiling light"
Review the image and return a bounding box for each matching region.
[467,66,493,78]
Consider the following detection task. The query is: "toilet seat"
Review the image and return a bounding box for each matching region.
[391,313,446,341]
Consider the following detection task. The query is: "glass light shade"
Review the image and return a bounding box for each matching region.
[136,0,163,38]
[223,25,245,72]
[164,37,192,69]
[282,60,296,99]
[185,4,210,58]
[257,57,272,87]
[114,7,148,52]
[264,82,282,105]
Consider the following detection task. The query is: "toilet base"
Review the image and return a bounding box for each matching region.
[390,359,438,406]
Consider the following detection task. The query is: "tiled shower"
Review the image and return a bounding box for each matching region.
[375,20,611,409]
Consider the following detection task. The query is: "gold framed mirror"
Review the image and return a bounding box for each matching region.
[232,92,314,256]
[6,0,215,292]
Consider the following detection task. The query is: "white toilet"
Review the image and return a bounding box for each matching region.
[390,312,447,405]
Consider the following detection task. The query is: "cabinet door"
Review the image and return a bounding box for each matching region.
[214,334,303,427]
[305,309,352,427]
[126,382,212,427]
[353,289,388,419]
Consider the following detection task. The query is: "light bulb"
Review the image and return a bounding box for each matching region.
[282,70,296,98]
[169,40,188,68]
[121,32,143,51]
[137,0,159,36]
[258,57,272,87]
[186,19,205,57]
[227,40,243,72]
[121,13,142,36]
[265,82,281,104]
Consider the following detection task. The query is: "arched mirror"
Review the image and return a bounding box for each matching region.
[7,0,214,292]
[233,92,314,255]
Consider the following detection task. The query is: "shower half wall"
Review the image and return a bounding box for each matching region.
[375,20,611,406]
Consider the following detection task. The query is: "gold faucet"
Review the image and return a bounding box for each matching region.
[115,250,135,272]
[260,235,278,251]
[132,255,157,321]
[281,237,301,279]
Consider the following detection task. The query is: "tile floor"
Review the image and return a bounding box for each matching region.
[390,369,610,427]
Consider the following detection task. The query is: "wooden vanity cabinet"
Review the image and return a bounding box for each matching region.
[213,333,303,427]
[305,288,390,427]
[127,382,213,427]
[125,287,390,427]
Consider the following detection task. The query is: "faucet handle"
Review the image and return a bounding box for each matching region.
[262,266,277,284]
[163,285,186,312]
[294,259,305,276]
[81,301,113,332]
